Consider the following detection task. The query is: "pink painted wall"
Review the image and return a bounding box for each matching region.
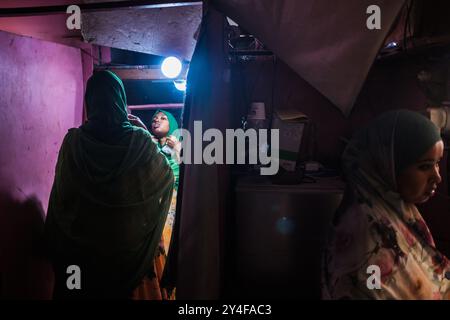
[0,30,85,299]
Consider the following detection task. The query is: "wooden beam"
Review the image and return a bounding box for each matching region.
[0,1,202,17]
[128,103,184,110]
[96,65,188,80]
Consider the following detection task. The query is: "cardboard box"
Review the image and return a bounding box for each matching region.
[272,109,308,172]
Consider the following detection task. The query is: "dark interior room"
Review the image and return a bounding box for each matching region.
[1,0,450,302]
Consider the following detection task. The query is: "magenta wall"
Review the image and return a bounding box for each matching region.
[0,30,84,299]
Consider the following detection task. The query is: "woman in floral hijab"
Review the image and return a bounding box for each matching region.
[323,109,450,299]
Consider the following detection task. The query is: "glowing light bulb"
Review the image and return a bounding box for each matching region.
[161,56,182,79]
[173,79,186,92]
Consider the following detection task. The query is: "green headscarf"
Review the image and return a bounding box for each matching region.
[81,70,133,144]
[45,71,174,297]
[151,109,180,190]
[151,109,180,139]
[343,109,441,203]
[391,110,442,175]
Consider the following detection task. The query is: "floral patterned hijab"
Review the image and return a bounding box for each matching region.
[323,109,450,300]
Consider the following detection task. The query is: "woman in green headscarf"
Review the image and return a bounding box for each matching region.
[322,109,450,299]
[129,110,180,300]
[149,110,181,299]
[149,110,181,190]
[44,70,174,299]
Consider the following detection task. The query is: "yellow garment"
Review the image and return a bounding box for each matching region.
[132,190,177,300]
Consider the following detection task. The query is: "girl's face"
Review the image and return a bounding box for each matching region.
[397,141,444,204]
[151,112,170,138]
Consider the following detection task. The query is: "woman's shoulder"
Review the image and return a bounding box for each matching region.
[333,202,372,236]
[130,127,159,147]
[59,128,79,147]
[333,200,369,225]
[131,126,153,139]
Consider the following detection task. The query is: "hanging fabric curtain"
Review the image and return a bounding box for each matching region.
[212,0,406,116]
[163,4,234,299]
